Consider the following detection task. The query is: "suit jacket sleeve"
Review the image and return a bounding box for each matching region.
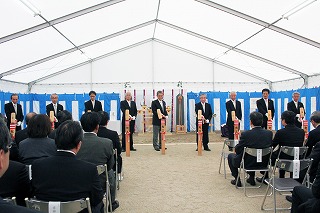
[237,101,242,120]
[105,141,115,171]
[90,167,104,207]
[84,101,89,112]
[312,162,320,199]
[207,104,213,121]
[256,99,267,115]
[151,101,158,116]
[132,102,137,117]
[226,101,231,114]
[98,101,103,111]
[306,131,318,148]
[4,104,11,122]
[162,101,168,116]
[272,130,281,148]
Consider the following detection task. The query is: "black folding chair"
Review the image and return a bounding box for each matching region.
[218,139,239,179]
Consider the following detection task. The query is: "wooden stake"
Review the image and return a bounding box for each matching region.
[197,110,203,156]
[125,109,130,157]
[234,119,239,140]
[300,107,305,118]
[10,113,16,139]
[267,110,272,130]
[49,111,55,130]
[231,111,236,121]
[161,118,166,155]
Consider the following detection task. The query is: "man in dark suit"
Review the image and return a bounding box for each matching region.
[97,111,123,179]
[77,112,118,211]
[31,120,104,213]
[84,91,103,112]
[195,93,213,151]
[0,117,37,212]
[291,161,320,213]
[151,91,168,151]
[14,112,36,147]
[256,88,275,129]
[228,112,273,186]
[0,160,31,206]
[287,91,305,128]
[226,91,242,139]
[257,111,305,182]
[305,111,320,157]
[120,91,137,151]
[46,93,64,129]
[4,93,24,131]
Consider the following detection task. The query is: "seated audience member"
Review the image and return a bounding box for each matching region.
[19,114,56,164]
[305,111,320,157]
[0,117,37,212]
[77,112,118,211]
[48,110,72,139]
[32,121,104,213]
[15,112,36,147]
[97,111,123,179]
[228,111,273,187]
[257,111,304,182]
[291,161,320,213]
[0,160,31,206]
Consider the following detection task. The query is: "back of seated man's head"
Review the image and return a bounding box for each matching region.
[57,110,72,127]
[0,113,7,124]
[250,111,263,127]
[27,114,52,138]
[310,111,320,125]
[98,111,110,126]
[280,111,295,126]
[25,112,36,126]
[80,112,101,132]
[55,120,83,150]
[0,118,10,177]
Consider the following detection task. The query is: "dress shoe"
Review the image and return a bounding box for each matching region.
[256,177,268,185]
[286,195,293,203]
[246,177,256,186]
[155,148,160,151]
[231,179,242,187]
[109,200,119,211]
[204,148,211,151]
[130,148,137,151]
[121,149,125,152]
[196,148,198,151]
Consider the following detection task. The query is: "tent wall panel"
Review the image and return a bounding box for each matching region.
[0,80,27,93]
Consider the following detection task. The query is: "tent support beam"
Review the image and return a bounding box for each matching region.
[157,20,308,79]
[0,0,125,44]
[153,38,272,85]
[28,39,152,85]
[0,20,156,79]
[195,0,320,49]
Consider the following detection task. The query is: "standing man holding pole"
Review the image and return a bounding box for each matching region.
[4,94,24,132]
[46,93,63,129]
[151,91,168,151]
[256,88,275,129]
[287,91,305,129]
[195,94,213,151]
[226,91,242,140]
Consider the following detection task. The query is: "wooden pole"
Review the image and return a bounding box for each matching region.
[49,111,55,130]
[197,110,203,156]
[157,109,166,155]
[9,113,16,140]
[267,110,272,130]
[301,107,308,139]
[125,109,130,157]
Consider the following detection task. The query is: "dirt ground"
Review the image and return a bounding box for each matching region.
[115,132,289,213]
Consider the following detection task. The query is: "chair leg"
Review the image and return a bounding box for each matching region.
[108,184,113,213]
[223,155,227,179]
[218,152,223,175]
[261,182,271,210]
[273,187,276,213]
[235,168,241,189]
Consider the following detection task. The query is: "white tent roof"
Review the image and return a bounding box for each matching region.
[0,0,319,92]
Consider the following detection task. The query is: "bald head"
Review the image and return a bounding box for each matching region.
[26,112,36,125]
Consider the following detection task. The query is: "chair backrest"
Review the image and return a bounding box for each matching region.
[3,197,16,205]
[25,198,92,213]
[278,146,308,159]
[242,147,272,169]
[224,139,238,149]
[245,147,272,157]
[275,159,312,173]
[97,164,109,192]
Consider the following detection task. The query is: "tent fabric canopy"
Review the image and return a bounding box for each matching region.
[0,0,319,92]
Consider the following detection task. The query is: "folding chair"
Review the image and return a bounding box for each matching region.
[261,158,313,212]
[25,197,92,213]
[114,149,120,191]
[218,139,239,179]
[26,165,32,180]
[236,147,273,197]
[97,164,112,213]
[3,197,17,205]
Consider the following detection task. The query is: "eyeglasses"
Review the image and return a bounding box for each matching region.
[3,141,14,153]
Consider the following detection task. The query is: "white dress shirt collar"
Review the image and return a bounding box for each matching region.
[57,149,76,155]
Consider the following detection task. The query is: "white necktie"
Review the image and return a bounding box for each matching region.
[159,100,163,110]
[265,99,268,110]
[233,101,236,110]
[92,101,95,109]
[53,104,57,115]
[13,104,17,114]
[202,103,205,113]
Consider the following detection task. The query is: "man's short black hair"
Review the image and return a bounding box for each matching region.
[89,91,96,96]
[0,117,10,153]
[10,93,19,99]
[156,90,163,96]
[27,114,51,138]
[55,120,83,150]
[80,112,101,132]
[310,111,320,123]
[281,111,295,125]
[57,110,72,127]
[98,111,110,126]
[250,111,263,127]
[262,88,270,94]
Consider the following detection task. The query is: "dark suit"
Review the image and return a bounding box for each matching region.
[46,103,63,129]
[228,127,273,178]
[32,151,104,213]
[0,160,31,206]
[4,102,24,131]
[151,99,168,126]
[287,101,305,128]
[306,125,320,157]
[195,102,213,149]
[97,126,122,173]
[14,128,28,148]
[0,197,37,213]
[307,142,320,182]
[226,100,242,139]
[256,98,275,129]
[272,124,305,177]
[84,100,102,112]
[120,100,137,150]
